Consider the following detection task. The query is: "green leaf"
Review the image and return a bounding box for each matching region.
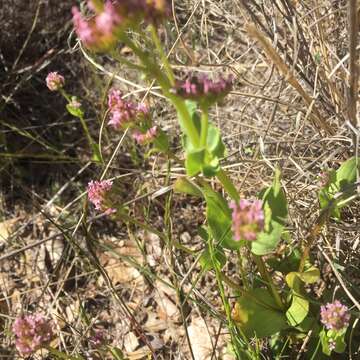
[267,249,301,274]
[234,289,288,338]
[251,221,283,256]
[91,143,102,162]
[108,346,126,360]
[298,266,320,284]
[66,102,84,118]
[320,328,332,356]
[319,158,358,219]
[206,124,225,158]
[199,246,226,271]
[286,291,309,326]
[153,129,169,153]
[201,185,243,250]
[336,157,357,190]
[185,149,205,176]
[251,169,287,255]
[173,178,203,197]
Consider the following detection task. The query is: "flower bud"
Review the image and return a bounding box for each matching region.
[46,72,65,91]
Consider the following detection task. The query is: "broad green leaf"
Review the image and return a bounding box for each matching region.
[173,178,203,197]
[206,124,225,158]
[251,169,287,255]
[201,185,243,250]
[336,157,357,190]
[267,249,301,274]
[153,130,169,153]
[298,266,320,284]
[251,221,283,256]
[234,289,288,338]
[318,157,358,219]
[185,149,205,176]
[286,292,309,326]
[199,246,226,271]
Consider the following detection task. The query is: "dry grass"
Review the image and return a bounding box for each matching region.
[0,0,360,359]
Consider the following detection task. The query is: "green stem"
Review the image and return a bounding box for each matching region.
[209,235,254,359]
[120,33,201,148]
[149,24,175,86]
[237,249,249,290]
[59,89,98,159]
[216,168,240,201]
[170,96,200,147]
[200,109,209,147]
[253,255,284,310]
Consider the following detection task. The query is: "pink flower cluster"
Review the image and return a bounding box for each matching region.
[46,72,65,91]
[174,74,233,106]
[87,180,115,214]
[72,0,171,52]
[229,199,264,241]
[320,300,350,331]
[108,89,148,130]
[132,126,158,145]
[12,314,53,355]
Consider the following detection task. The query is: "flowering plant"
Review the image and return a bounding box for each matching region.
[42,1,360,358]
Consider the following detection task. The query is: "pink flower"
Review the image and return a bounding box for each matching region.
[320,300,350,331]
[132,126,158,145]
[12,314,53,355]
[229,199,264,241]
[46,72,65,91]
[174,74,233,106]
[107,89,148,129]
[87,180,115,213]
[72,1,171,52]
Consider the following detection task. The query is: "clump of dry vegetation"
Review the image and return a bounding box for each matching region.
[1,1,360,359]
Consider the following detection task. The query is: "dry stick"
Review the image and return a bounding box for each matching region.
[245,24,334,136]
[319,245,360,312]
[347,0,359,132]
[347,0,360,191]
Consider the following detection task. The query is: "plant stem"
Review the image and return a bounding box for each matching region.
[216,168,240,201]
[200,109,209,147]
[253,255,284,310]
[120,33,200,148]
[170,96,200,147]
[149,24,175,86]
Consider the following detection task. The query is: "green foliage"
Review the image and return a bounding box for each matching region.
[234,289,288,338]
[320,328,347,356]
[173,178,202,197]
[66,101,84,118]
[319,157,358,219]
[201,185,244,250]
[251,169,288,255]
[199,246,226,271]
[285,266,319,326]
[182,101,226,177]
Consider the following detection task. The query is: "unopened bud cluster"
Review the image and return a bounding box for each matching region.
[174,74,233,107]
